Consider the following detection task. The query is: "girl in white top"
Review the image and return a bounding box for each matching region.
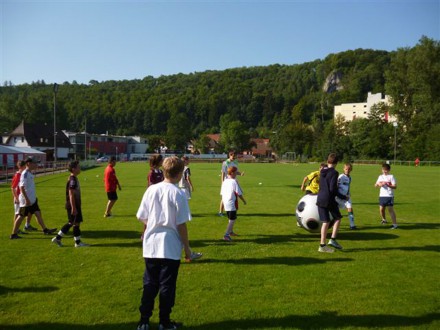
[375,163,398,229]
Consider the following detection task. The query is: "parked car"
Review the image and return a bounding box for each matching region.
[96,156,109,163]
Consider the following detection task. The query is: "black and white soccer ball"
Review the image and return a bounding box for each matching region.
[295,194,334,233]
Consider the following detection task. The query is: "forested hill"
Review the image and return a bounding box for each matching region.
[1,36,439,160]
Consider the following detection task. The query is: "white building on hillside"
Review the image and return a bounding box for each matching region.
[334,92,396,122]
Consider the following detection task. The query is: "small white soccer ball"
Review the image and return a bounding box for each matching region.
[295,194,334,233]
[259,182,262,185]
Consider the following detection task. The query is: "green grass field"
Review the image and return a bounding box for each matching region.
[1,162,439,330]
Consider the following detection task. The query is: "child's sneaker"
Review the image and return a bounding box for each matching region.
[390,225,398,229]
[217,212,224,217]
[24,224,38,231]
[185,252,203,262]
[223,234,232,242]
[318,245,334,253]
[51,237,63,247]
[328,238,343,250]
[158,321,182,330]
[43,228,57,235]
[136,322,149,330]
[104,213,112,218]
[10,233,22,240]
[229,231,239,236]
[381,219,388,225]
[349,226,357,230]
[75,242,90,247]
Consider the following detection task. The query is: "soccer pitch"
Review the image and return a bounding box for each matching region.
[1,162,439,329]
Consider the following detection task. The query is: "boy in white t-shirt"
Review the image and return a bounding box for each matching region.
[136,156,201,330]
[221,166,246,242]
[375,163,398,229]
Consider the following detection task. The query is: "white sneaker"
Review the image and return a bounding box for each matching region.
[328,239,343,250]
[318,245,334,253]
[51,237,63,247]
[75,242,90,247]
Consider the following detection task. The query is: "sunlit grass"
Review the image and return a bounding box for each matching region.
[0,162,439,329]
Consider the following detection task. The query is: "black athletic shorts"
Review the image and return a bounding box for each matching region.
[19,199,41,217]
[226,210,237,221]
[67,209,83,223]
[107,191,118,201]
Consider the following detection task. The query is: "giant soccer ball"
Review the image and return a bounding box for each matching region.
[295,194,333,233]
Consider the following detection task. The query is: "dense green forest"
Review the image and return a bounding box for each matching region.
[1,36,439,160]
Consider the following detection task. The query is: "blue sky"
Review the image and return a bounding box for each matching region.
[1,0,439,85]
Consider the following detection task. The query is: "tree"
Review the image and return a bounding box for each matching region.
[166,112,192,151]
[220,119,252,153]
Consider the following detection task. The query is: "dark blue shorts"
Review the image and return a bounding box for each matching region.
[317,204,341,223]
[379,197,394,207]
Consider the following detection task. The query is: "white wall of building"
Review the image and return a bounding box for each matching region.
[334,92,395,122]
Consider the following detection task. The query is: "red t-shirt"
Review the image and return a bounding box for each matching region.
[11,171,21,195]
[104,165,119,192]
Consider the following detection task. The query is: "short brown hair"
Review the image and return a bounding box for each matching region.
[227,166,237,176]
[163,156,184,179]
[327,153,338,165]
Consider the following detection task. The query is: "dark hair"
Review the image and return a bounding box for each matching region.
[382,163,391,171]
[17,160,26,167]
[109,156,116,163]
[69,160,80,172]
[149,154,163,168]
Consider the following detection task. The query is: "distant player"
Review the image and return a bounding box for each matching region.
[178,156,193,200]
[375,163,398,229]
[52,160,89,247]
[103,156,121,218]
[221,166,246,241]
[218,151,244,216]
[335,163,357,230]
[10,158,57,239]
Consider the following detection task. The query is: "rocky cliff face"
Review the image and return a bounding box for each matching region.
[323,71,344,93]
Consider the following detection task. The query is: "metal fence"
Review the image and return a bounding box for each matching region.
[0,161,70,184]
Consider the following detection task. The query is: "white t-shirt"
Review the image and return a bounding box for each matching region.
[221,159,238,180]
[19,169,36,206]
[136,181,191,260]
[376,174,396,197]
[220,178,243,212]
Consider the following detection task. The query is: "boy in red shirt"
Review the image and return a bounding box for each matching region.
[103,156,121,218]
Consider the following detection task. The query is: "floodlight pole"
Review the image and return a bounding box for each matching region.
[84,111,87,161]
[53,83,59,162]
[393,122,398,165]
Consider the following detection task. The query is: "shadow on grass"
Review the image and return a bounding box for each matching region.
[191,256,353,266]
[1,312,438,329]
[189,231,401,248]
[346,245,440,253]
[0,285,59,296]
[85,230,140,239]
